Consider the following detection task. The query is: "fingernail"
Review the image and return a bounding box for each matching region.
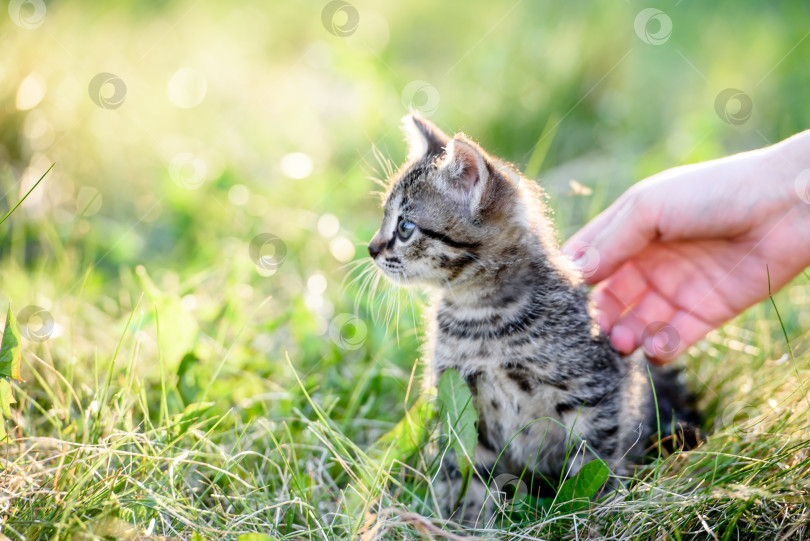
[610,324,635,354]
[642,322,680,361]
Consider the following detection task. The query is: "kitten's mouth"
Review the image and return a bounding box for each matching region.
[374,258,415,282]
[375,259,403,276]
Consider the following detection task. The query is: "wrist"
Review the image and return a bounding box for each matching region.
[760,131,810,262]
[749,131,810,209]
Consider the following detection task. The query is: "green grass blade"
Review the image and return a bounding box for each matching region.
[0,163,54,226]
[524,114,560,179]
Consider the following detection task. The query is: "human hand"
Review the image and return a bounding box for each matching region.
[563,131,810,363]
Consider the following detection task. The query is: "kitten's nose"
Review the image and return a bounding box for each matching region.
[368,237,385,258]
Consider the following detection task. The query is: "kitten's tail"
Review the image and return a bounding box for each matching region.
[647,364,702,451]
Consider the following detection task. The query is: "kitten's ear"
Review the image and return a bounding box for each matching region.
[402,113,450,161]
[438,135,490,212]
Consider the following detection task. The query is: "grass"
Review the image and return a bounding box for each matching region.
[2,0,810,538]
[2,166,808,540]
[2,277,809,540]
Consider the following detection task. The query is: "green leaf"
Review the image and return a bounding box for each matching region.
[177,352,204,405]
[171,401,215,432]
[170,401,216,435]
[555,459,610,514]
[0,378,14,441]
[135,266,199,371]
[0,379,15,417]
[0,307,22,382]
[373,396,435,462]
[235,534,280,541]
[437,369,478,476]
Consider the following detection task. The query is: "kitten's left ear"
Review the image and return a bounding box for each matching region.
[402,113,450,161]
[438,135,490,212]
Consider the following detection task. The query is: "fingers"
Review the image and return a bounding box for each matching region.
[562,189,660,284]
[609,324,637,357]
[646,310,715,364]
[599,285,715,363]
[591,262,649,332]
[609,287,675,355]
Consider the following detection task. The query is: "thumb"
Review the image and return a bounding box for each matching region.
[562,189,659,283]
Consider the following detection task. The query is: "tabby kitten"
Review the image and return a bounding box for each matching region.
[368,114,696,520]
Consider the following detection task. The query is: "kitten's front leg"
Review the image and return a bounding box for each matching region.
[435,443,525,527]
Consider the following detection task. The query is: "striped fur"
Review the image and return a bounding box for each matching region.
[368,114,697,517]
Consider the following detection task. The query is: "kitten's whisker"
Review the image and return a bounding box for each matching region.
[367,176,388,190]
[404,281,421,339]
[370,271,384,323]
[383,277,396,327]
[342,262,375,294]
[338,258,370,274]
[394,280,402,345]
[384,280,398,338]
[339,257,369,270]
[380,280,390,326]
[384,282,393,326]
[359,143,385,187]
[349,265,374,301]
[371,143,396,187]
[342,264,372,290]
[363,267,381,308]
[392,281,402,328]
[355,264,379,315]
[443,275,456,300]
[462,250,492,274]
[362,143,397,192]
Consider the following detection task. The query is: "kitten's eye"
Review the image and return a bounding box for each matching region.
[397,219,416,240]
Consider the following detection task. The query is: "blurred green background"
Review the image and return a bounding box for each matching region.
[2,0,810,457]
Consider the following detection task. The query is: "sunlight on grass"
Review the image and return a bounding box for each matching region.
[1,0,809,539]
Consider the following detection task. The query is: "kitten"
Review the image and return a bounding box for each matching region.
[368,113,698,522]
